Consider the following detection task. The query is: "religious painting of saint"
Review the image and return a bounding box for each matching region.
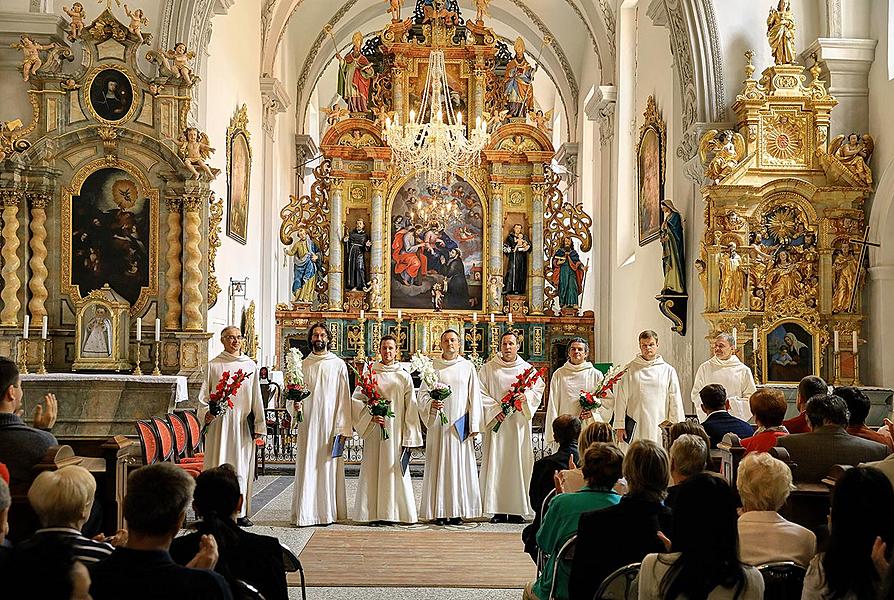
[389,173,484,310]
[70,168,151,306]
[88,68,133,122]
[764,321,816,384]
[637,97,666,246]
[227,129,251,244]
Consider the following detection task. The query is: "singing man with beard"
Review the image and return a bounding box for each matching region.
[288,322,353,526]
[199,326,266,526]
[613,330,684,445]
[544,338,607,448]
[691,333,757,422]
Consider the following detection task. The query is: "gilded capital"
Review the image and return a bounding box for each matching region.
[0,190,22,207]
[331,177,345,192]
[165,197,183,213]
[490,181,504,196]
[531,183,546,197]
[182,196,202,212]
[370,178,386,193]
[27,193,50,210]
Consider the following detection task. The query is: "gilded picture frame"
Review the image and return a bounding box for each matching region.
[72,288,132,372]
[762,318,821,384]
[84,64,138,124]
[226,104,252,244]
[637,95,666,246]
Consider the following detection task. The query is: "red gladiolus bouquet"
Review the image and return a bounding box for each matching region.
[493,366,546,433]
[579,366,627,414]
[351,362,395,439]
[209,369,248,418]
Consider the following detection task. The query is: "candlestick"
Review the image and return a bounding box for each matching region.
[752,327,758,351]
[360,309,365,321]
[23,315,29,339]
[508,313,513,325]
[41,316,47,340]
[18,338,29,375]
[489,322,500,357]
[154,318,160,342]
[136,317,142,342]
[394,312,404,361]
[833,330,840,353]
[356,311,367,362]
[132,340,143,376]
[852,331,858,354]
[37,339,48,374]
[152,341,162,375]
[469,315,480,360]
[377,309,382,321]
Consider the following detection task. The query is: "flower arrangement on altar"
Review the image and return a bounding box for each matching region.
[285,348,311,422]
[411,352,451,425]
[579,365,627,414]
[351,362,395,439]
[493,366,546,432]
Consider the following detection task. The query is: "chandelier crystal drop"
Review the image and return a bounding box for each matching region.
[383,50,489,186]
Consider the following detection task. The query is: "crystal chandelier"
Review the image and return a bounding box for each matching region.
[383,50,489,186]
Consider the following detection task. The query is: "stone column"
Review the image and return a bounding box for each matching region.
[531,183,546,314]
[329,178,345,310]
[164,198,183,330]
[27,193,49,320]
[392,63,405,119]
[0,191,22,326]
[370,178,385,282]
[181,195,203,331]
[489,181,504,313]
[473,62,486,125]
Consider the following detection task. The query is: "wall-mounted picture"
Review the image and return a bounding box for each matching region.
[226,105,252,244]
[88,68,133,122]
[637,95,666,246]
[764,320,817,383]
[389,173,484,310]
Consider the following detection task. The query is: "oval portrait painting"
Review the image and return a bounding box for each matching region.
[89,68,134,122]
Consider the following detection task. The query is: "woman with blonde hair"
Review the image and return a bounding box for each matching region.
[554,422,618,494]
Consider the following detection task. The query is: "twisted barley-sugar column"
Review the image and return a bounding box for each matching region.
[489,181,504,313]
[0,192,22,326]
[181,196,203,331]
[165,198,183,330]
[530,183,546,314]
[27,193,49,320]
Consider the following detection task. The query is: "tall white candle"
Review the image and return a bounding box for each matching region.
[473,312,478,323]
[508,313,513,325]
[490,313,495,324]
[136,317,142,342]
[360,309,365,320]
[397,309,402,321]
[852,331,858,354]
[41,316,47,340]
[23,315,29,339]
[377,309,382,321]
[752,327,758,351]
[833,330,839,353]
[154,318,160,342]
[732,328,738,343]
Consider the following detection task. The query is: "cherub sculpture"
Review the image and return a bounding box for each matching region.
[528,109,553,134]
[123,5,149,44]
[371,105,393,129]
[488,275,503,310]
[11,36,56,82]
[475,0,491,24]
[483,109,508,132]
[63,3,87,42]
[321,104,350,126]
[159,42,196,85]
[175,128,215,179]
[698,129,746,183]
[830,133,874,186]
[432,282,444,312]
[385,0,401,21]
[364,276,384,310]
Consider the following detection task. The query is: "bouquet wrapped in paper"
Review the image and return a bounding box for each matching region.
[285,348,311,422]
[579,365,627,415]
[493,366,546,433]
[411,351,451,425]
[351,362,395,439]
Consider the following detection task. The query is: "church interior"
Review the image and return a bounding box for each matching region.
[2,0,894,598]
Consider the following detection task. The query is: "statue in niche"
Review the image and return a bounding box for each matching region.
[767,0,796,65]
[830,133,874,186]
[659,201,686,294]
[502,223,531,295]
[745,232,773,291]
[336,32,374,113]
[503,38,536,118]
[82,305,113,358]
[286,224,319,304]
[719,242,744,310]
[551,237,585,308]
[699,129,746,183]
[63,3,86,42]
[11,36,56,82]
[832,245,859,313]
[766,250,802,306]
[344,218,371,291]
[124,5,149,45]
[173,127,215,179]
[158,43,196,85]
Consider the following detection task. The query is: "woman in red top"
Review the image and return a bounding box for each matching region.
[742,389,788,454]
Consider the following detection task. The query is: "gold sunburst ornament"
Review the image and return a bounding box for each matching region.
[767,208,798,243]
[764,114,803,161]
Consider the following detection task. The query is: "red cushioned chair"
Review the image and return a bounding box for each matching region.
[150,417,201,477]
[135,420,160,465]
[167,413,203,465]
[181,410,204,456]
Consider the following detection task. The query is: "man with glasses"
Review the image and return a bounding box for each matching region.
[200,325,266,526]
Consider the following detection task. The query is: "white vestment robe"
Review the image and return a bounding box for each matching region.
[478,355,545,518]
[545,361,607,445]
[351,361,423,523]
[418,356,483,520]
[691,355,758,422]
[613,355,684,445]
[287,351,352,526]
[199,351,266,518]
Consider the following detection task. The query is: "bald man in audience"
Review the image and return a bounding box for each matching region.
[781,376,828,434]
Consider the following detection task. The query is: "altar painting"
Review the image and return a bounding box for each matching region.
[389,173,483,310]
[764,321,816,384]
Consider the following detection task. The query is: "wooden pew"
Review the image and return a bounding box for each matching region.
[769,447,834,546]
[716,433,747,489]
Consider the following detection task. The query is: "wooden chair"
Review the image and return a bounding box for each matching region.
[180,409,204,457]
[231,579,265,600]
[135,419,160,465]
[167,413,203,465]
[592,562,640,600]
[757,561,807,600]
[536,488,559,575]
[547,534,576,600]
[281,542,306,600]
[717,433,747,490]
[135,419,201,477]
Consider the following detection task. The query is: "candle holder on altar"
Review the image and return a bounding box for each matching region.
[151,341,162,376]
[356,313,368,362]
[132,341,143,376]
[18,338,30,375]
[468,322,480,360]
[394,314,404,361]
[372,313,383,359]
[37,339,48,375]
[488,321,500,357]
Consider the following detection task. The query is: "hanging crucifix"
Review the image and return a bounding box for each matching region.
[848,227,881,313]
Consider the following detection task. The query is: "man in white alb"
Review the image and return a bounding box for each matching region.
[692,332,757,422]
[288,322,353,526]
[200,326,266,526]
[352,335,422,524]
[545,337,607,448]
[418,329,483,526]
[479,331,545,523]
[613,330,684,445]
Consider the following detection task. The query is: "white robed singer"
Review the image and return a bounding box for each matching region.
[418,330,483,522]
[199,327,266,519]
[545,338,608,447]
[614,331,684,445]
[479,332,545,520]
[351,338,423,523]
[287,324,353,526]
[692,333,757,422]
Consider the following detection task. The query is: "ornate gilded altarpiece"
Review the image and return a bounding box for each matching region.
[698,50,870,385]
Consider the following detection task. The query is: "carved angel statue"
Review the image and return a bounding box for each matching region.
[11,35,56,82]
[123,5,149,44]
[371,105,394,129]
[528,109,553,134]
[483,109,508,132]
[475,0,491,23]
[322,104,350,126]
[364,276,384,310]
[699,129,746,183]
[158,42,196,85]
[385,0,401,21]
[488,275,503,310]
[830,133,874,186]
[767,0,796,65]
[175,127,215,179]
[63,3,86,42]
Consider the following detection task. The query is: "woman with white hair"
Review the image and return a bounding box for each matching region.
[691,333,756,422]
[736,452,816,566]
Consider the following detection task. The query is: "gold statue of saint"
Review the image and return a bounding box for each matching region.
[832,246,859,313]
[719,242,744,311]
[766,250,802,306]
[767,0,796,65]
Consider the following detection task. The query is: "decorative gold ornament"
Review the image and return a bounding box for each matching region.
[699,130,746,183]
[207,192,222,308]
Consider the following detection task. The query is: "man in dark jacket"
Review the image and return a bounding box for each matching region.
[699,383,754,448]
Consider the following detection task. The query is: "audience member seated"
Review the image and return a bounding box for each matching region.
[522,415,581,562]
[736,452,815,566]
[741,389,788,454]
[0,357,58,485]
[669,420,711,449]
[570,440,673,600]
[781,376,828,435]
[7,536,92,599]
[838,386,894,453]
[170,464,287,600]
[553,422,617,495]
[666,434,708,509]
[89,463,233,600]
[638,473,764,599]
[801,466,894,599]
[776,394,888,482]
[523,442,623,600]
[18,465,114,564]
[699,384,754,448]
